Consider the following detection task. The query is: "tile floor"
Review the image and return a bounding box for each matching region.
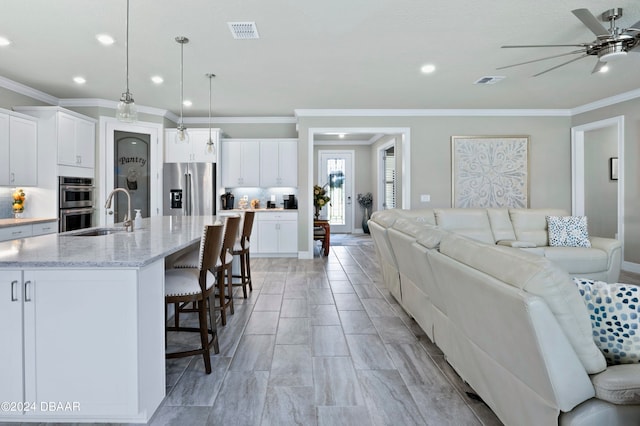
[149,237,504,426]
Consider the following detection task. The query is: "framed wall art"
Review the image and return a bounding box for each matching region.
[451,135,529,208]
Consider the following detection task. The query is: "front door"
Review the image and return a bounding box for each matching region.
[319,150,354,233]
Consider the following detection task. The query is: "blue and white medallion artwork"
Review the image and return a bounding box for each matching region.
[452,136,529,208]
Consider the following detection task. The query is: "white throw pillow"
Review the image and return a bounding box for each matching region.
[547,216,591,247]
[573,278,640,365]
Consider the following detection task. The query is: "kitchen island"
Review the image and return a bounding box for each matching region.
[0,215,218,423]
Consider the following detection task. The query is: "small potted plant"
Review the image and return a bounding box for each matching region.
[357,192,373,234]
[313,184,330,220]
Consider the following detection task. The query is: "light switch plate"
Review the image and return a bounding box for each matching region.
[420,194,430,202]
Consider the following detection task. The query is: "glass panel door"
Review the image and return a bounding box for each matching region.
[114,131,150,223]
[319,151,353,233]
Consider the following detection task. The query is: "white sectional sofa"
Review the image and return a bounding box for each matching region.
[369,208,638,426]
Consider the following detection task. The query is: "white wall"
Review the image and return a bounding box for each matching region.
[584,126,617,238]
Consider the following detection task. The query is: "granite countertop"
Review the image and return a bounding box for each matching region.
[0,217,58,229]
[0,216,217,269]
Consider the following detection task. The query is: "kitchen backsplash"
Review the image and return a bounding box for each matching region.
[0,188,13,218]
[225,187,297,209]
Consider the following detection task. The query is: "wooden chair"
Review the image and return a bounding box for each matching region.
[164,224,223,374]
[313,220,330,256]
[232,211,255,298]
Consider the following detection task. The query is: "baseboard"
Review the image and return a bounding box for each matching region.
[298,251,313,260]
[622,261,640,274]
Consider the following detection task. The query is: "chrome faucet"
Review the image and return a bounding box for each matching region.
[105,187,133,232]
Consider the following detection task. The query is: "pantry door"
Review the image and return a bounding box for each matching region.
[318,150,354,233]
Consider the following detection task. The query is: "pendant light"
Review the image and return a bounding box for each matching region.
[205,73,216,155]
[175,36,189,144]
[116,0,137,122]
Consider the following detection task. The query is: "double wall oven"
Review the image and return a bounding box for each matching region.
[58,176,95,232]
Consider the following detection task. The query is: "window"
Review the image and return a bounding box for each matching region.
[383,147,395,209]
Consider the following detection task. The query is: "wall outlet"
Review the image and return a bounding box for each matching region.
[420,194,430,202]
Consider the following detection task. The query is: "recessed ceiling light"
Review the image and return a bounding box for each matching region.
[0,36,11,46]
[183,100,192,107]
[151,75,164,84]
[599,65,610,73]
[420,64,436,74]
[96,34,115,45]
[73,76,86,84]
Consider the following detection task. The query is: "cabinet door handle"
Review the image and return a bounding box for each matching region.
[24,280,32,302]
[11,280,18,302]
[10,172,15,183]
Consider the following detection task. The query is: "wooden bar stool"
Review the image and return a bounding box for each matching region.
[313,219,330,256]
[164,224,223,374]
[232,211,255,298]
[172,215,241,326]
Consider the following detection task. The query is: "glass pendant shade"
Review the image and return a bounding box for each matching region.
[175,124,189,144]
[117,92,137,123]
[116,0,136,123]
[205,138,215,155]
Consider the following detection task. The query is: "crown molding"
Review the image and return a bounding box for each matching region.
[571,88,640,116]
[182,116,297,124]
[0,75,59,105]
[294,108,572,117]
[59,98,175,119]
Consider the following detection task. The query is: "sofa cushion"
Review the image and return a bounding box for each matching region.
[573,278,640,365]
[439,233,606,374]
[509,208,568,247]
[391,218,448,249]
[591,364,640,404]
[434,209,495,244]
[547,216,591,248]
[544,247,608,274]
[369,209,404,228]
[487,208,517,242]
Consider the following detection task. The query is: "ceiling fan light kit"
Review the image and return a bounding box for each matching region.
[500,7,640,76]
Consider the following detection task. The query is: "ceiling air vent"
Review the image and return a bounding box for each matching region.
[474,76,505,85]
[228,22,260,39]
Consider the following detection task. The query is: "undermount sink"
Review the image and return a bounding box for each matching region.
[64,227,128,237]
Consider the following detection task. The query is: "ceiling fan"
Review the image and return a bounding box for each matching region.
[498,8,640,76]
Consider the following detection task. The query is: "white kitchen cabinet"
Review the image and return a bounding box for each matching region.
[165,128,219,163]
[1,264,164,422]
[31,220,57,236]
[0,221,58,242]
[221,139,260,187]
[259,139,297,187]
[14,107,96,175]
[57,111,95,168]
[256,211,298,256]
[0,270,24,416]
[0,110,38,186]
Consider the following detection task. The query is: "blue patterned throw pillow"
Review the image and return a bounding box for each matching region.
[573,277,640,365]
[547,216,591,247]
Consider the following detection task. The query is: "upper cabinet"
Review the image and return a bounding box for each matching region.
[221,139,260,187]
[165,128,219,163]
[221,138,298,188]
[259,139,297,187]
[14,107,96,177]
[57,112,95,168]
[0,110,38,186]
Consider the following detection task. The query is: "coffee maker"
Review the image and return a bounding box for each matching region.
[283,194,297,209]
[220,192,235,210]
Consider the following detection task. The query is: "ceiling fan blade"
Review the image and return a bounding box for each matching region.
[591,60,606,74]
[624,20,640,32]
[572,8,609,37]
[497,50,585,70]
[532,54,589,77]
[502,44,588,48]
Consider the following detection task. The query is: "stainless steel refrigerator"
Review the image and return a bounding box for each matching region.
[163,163,216,216]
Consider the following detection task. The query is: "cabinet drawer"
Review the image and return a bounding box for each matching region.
[257,211,297,221]
[0,225,33,242]
[32,221,57,236]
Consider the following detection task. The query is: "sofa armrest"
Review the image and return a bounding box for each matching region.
[589,237,622,257]
[591,364,640,405]
[497,240,537,248]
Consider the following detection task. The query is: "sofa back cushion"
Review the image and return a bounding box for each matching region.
[434,209,495,244]
[369,209,404,228]
[509,208,568,246]
[487,208,517,242]
[439,232,606,374]
[398,208,436,225]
